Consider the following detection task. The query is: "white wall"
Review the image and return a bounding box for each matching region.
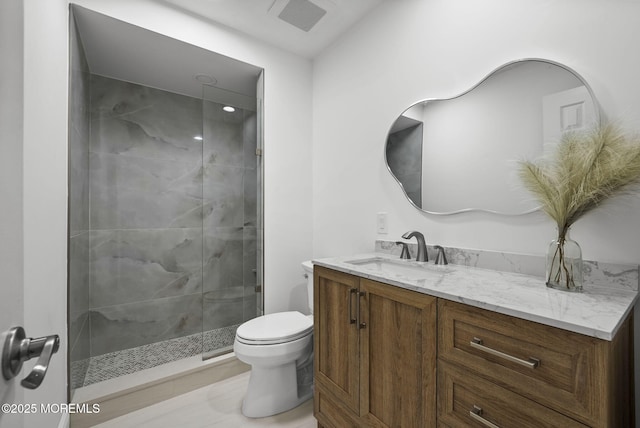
[313,0,640,423]
[72,0,314,314]
[0,0,25,426]
[313,0,640,265]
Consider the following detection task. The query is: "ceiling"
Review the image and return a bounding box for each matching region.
[161,0,385,59]
[72,0,382,104]
[72,5,263,107]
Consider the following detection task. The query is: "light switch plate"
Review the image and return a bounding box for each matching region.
[377,212,388,234]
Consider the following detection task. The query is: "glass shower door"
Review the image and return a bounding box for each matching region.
[201,83,262,359]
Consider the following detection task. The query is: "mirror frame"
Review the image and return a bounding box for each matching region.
[385,58,601,216]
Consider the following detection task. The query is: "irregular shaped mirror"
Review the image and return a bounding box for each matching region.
[386,59,599,215]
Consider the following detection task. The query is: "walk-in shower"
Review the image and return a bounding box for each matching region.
[68,5,263,398]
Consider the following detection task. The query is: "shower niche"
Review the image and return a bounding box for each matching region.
[68,5,264,396]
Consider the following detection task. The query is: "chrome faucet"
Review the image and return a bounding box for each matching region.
[401,231,428,262]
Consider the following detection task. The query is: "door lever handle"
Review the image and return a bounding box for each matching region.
[2,326,60,389]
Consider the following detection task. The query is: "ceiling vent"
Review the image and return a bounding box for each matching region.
[269,0,334,32]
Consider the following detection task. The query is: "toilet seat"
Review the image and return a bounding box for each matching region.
[236,311,313,345]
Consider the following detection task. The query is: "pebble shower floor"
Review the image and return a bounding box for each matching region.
[72,325,239,388]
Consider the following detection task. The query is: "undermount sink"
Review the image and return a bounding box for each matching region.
[345,257,450,281]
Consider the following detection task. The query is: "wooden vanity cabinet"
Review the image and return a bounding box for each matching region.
[314,266,634,428]
[313,265,437,428]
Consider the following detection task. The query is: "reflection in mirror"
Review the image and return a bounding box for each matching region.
[386,59,599,215]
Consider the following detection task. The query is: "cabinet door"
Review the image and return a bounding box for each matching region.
[359,279,437,428]
[314,266,361,414]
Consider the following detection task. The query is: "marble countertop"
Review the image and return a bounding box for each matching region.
[313,253,638,341]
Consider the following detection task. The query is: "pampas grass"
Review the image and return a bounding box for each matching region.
[519,123,640,238]
[519,122,640,290]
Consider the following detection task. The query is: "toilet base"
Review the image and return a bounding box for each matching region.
[241,361,313,418]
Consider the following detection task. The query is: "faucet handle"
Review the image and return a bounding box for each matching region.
[395,241,411,259]
[434,245,448,265]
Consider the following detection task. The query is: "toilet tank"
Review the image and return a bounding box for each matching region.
[302,261,314,314]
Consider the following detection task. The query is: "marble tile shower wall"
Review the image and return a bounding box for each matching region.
[87,75,257,357]
[386,123,423,206]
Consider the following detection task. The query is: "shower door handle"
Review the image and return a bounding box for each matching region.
[2,326,60,389]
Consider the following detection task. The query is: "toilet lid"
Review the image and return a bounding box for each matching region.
[236,311,313,345]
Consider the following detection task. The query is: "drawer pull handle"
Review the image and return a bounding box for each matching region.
[470,337,540,369]
[470,405,500,428]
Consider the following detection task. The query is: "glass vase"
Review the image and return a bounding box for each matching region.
[546,230,583,292]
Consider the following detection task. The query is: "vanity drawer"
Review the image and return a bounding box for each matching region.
[438,361,588,428]
[437,299,632,427]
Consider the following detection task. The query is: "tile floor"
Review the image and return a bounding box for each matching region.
[91,371,316,428]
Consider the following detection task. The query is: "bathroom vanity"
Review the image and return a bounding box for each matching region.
[312,254,637,428]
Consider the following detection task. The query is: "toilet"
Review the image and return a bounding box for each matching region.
[233,261,315,418]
